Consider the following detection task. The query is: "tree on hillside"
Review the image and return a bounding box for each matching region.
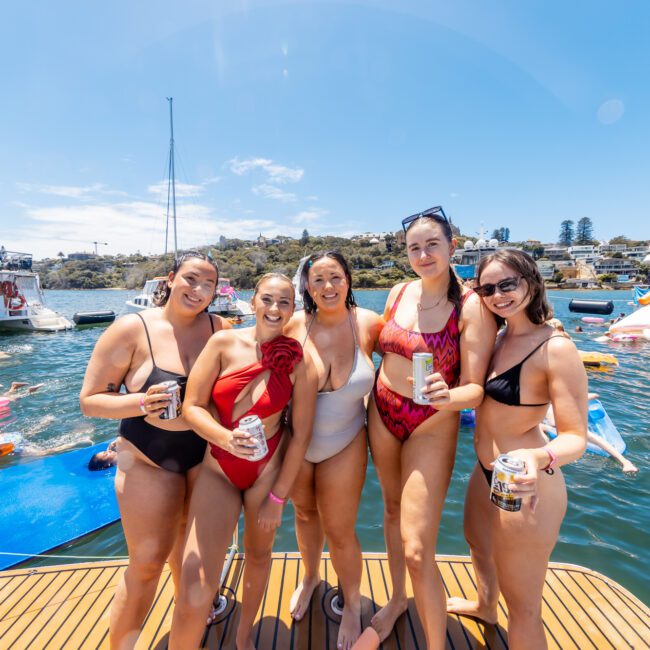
[575,217,594,244]
[500,227,510,242]
[384,233,395,252]
[609,235,630,245]
[300,229,309,246]
[558,220,574,246]
[491,229,501,241]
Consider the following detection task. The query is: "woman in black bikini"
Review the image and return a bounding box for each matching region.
[80,251,229,649]
[447,249,587,650]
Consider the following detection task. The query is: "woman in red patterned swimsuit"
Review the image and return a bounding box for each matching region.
[168,273,317,650]
[367,207,497,648]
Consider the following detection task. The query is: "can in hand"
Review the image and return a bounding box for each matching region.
[490,454,526,511]
[238,415,268,461]
[412,352,434,405]
[158,380,182,420]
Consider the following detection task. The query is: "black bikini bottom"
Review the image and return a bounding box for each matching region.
[119,417,206,473]
[479,462,493,486]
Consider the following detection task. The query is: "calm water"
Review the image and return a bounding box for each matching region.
[1,288,648,603]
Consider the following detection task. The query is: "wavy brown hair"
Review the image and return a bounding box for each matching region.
[477,249,552,325]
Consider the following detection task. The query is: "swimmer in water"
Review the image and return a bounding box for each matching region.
[1,382,44,401]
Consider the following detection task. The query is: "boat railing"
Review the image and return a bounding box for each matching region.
[212,529,239,616]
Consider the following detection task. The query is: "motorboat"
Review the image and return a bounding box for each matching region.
[210,278,253,318]
[0,250,73,332]
[124,277,167,312]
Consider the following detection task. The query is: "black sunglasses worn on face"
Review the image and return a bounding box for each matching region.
[401,205,448,232]
[474,276,523,298]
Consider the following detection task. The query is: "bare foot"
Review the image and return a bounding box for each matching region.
[447,596,498,624]
[27,383,44,394]
[622,459,639,475]
[370,595,407,642]
[9,382,28,392]
[337,602,362,650]
[290,575,321,621]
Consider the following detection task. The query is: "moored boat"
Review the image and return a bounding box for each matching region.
[0,250,73,332]
[210,278,253,318]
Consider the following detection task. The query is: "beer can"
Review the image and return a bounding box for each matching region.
[158,380,182,420]
[412,352,434,405]
[238,415,268,461]
[490,454,526,512]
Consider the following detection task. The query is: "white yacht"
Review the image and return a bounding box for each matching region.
[0,251,73,332]
[124,277,167,312]
[210,278,253,318]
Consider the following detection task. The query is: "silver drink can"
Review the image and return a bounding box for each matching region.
[159,380,182,420]
[238,415,268,461]
[412,352,434,405]
[490,454,526,512]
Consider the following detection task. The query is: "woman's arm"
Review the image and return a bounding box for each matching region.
[79,316,170,419]
[182,332,257,456]
[425,292,497,411]
[258,351,318,530]
[509,337,588,508]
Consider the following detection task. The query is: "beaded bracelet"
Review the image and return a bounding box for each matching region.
[139,395,147,414]
[268,490,287,505]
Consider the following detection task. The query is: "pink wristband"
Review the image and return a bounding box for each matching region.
[139,395,146,414]
[542,446,557,471]
[268,490,287,505]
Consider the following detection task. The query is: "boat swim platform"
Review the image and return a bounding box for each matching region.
[0,552,647,649]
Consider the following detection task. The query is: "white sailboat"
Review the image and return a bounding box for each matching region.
[0,250,73,332]
[125,98,252,319]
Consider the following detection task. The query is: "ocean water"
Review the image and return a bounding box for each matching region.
[1,288,648,603]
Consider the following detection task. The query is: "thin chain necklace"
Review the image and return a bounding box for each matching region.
[417,292,447,311]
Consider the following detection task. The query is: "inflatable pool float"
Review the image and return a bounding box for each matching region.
[546,399,625,457]
[581,316,605,324]
[578,351,618,369]
[569,300,614,315]
[460,409,475,426]
[609,304,650,334]
[0,432,21,457]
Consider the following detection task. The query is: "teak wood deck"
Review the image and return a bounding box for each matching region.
[0,553,647,649]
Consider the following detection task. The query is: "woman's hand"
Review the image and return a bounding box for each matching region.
[224,428,259,459]
[257,496,284,531]
[498,448,540,513]
[408,372,451,406]
[140,383,172,417]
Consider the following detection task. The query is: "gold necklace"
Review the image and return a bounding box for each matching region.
[417,292,447,311]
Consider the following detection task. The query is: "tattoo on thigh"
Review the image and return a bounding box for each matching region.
[106,383,117,393]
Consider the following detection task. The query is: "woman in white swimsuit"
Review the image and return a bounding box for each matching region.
[285,251,383,650]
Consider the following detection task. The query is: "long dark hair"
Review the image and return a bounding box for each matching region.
[153,251,219,307]
[405,215,462,309]
[477,249,552,325]
[300,250,358,314]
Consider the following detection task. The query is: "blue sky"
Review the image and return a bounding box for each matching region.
[2,1,648,259]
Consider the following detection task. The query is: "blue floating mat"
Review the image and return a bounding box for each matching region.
[0,442,119,570]
[586,399,626,457]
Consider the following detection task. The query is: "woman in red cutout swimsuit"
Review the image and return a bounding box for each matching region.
[169,273,317,650]
[367,208,497,648]
[447,250,587,650]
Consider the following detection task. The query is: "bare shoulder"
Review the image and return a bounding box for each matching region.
[210,314,232,331]
[547,332,579,357]
[285,310,309,338]
[354,306,384,330]
[100,313,143,343]
[384,282,408,313]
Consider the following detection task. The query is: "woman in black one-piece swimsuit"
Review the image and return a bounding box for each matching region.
[80,252,230,649]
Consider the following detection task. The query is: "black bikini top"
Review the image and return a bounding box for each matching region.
[125,312,215,400]
[484,335,564,407]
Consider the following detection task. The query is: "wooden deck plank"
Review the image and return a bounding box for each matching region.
[0,555,647,650]
[565,569,647,649]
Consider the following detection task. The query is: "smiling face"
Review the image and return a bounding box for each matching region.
[477,260,530,319]
[252,276,295,332]
[168,258,217,313]
[306,256,349,312]
[405,219,455,280]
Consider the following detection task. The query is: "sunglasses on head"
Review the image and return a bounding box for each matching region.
[474,276,523,298]
[401,205,448,232]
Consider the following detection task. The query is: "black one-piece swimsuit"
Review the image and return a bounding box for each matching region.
[118,313,213,473]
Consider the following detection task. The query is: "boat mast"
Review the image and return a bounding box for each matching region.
[165,97,178,258]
